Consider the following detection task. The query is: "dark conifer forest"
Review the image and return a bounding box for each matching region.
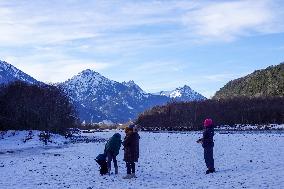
[0,81,78,134]
[136,97,284,130]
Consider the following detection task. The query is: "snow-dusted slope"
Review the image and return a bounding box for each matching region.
[59,69,169,123]
[0,60,40,85]
[59,69,117,101]
[155,85,206,101]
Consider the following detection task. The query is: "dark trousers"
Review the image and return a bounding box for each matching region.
[204,147,214,170]
[126,162,135,174]
[107,152,117,171]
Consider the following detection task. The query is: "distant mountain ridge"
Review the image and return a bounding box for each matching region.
[0,59,206,123]
[154,85,206,101]
[0,60,40,85]
[213,63,284,99]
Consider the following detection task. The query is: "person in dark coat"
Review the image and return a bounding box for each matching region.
[123,125,140,179]
[197,118,215,174]
[104,133,122,175]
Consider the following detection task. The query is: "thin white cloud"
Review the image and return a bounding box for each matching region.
[182,0,284,42]
[202,73,249,82]
[3,54,111,83]
[132,61,186,73]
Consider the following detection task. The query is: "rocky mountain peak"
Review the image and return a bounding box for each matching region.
[122,80,145,93]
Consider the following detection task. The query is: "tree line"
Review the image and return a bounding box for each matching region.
[136,97,284,131]
[0,81,79,135]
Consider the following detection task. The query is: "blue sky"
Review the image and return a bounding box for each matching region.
[0,0,284,97]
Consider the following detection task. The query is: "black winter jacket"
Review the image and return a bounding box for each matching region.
[123,132,140,162]
[202,126,214,148]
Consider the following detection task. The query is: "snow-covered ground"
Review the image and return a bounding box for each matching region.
[0,130,283,189]
[216,124,284,131]
[0,130,68,152]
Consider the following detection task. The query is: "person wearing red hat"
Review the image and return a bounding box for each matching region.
[197,118,215,174]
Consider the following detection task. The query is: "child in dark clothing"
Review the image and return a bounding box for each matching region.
[95,153,108,175]
[197,118,215,174]
[104,133,122,175]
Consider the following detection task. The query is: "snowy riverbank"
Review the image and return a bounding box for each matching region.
[0,130,69,153]
[0,130,283,189]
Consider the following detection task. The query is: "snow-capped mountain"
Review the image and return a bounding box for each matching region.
[0,60,40,85]
[154,85,206,101]
[59,69,169,123]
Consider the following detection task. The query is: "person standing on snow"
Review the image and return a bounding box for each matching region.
[197,118,215,174]
[123,125,140,179]
[104,133,122,175]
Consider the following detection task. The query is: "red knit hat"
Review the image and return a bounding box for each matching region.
[204,118,213,127]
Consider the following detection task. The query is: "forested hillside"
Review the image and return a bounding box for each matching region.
[214,63,284,99]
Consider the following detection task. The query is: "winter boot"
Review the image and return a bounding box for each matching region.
[123,174,132,179]
[131,173,137,178]
[206,168,215,174]
[114,166,118,174]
